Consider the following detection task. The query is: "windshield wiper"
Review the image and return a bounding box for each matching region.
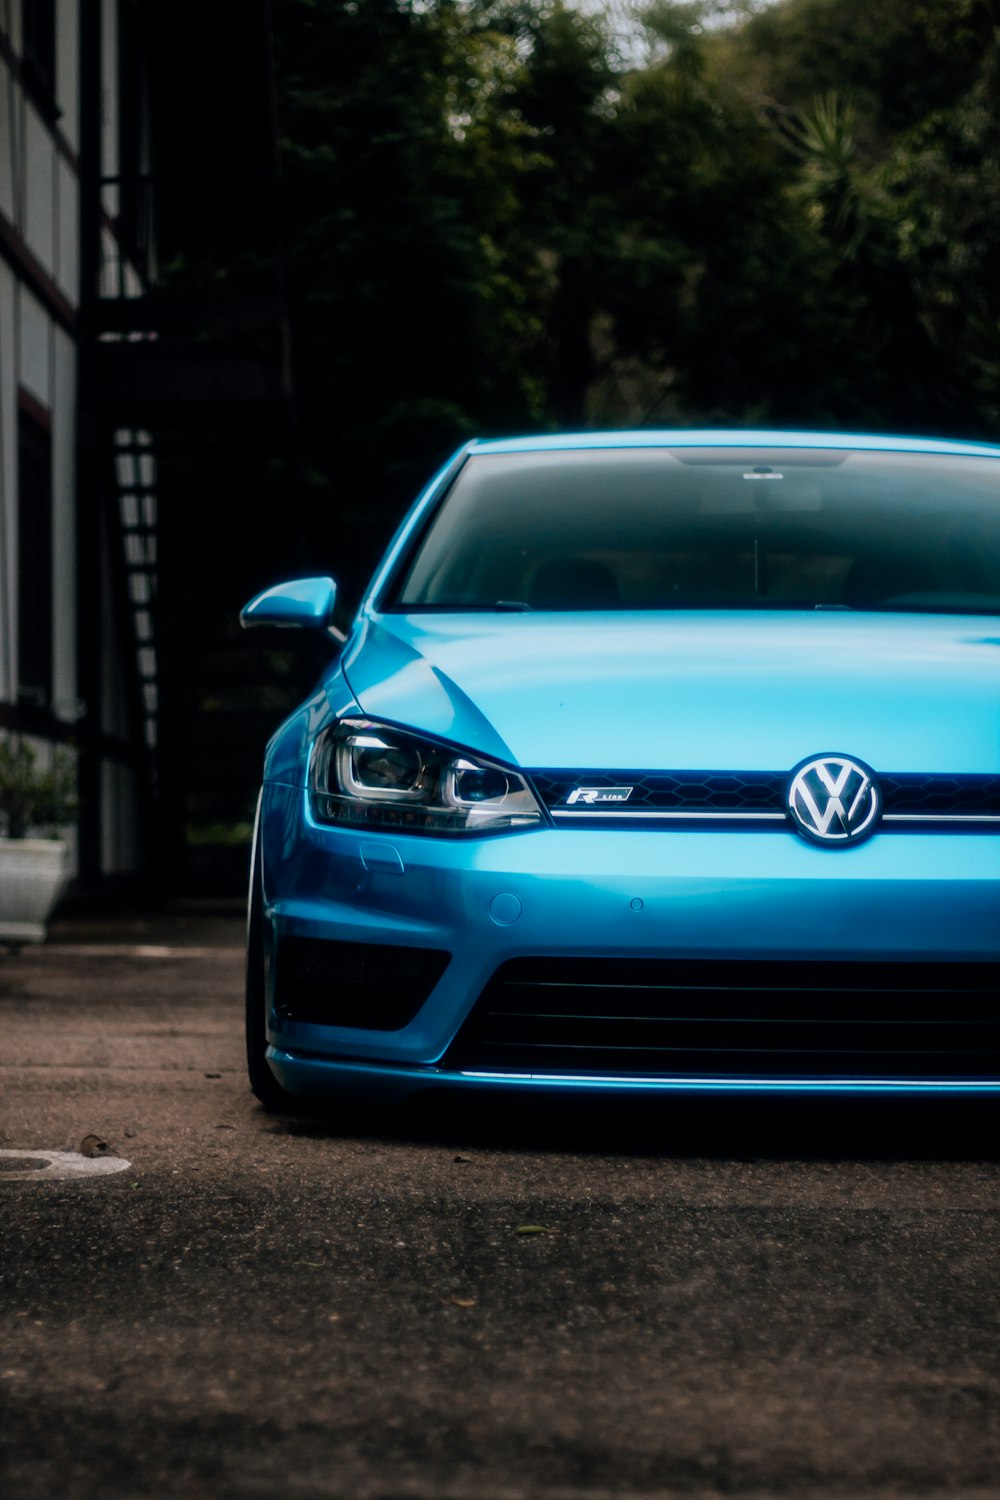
[390,601,534,613]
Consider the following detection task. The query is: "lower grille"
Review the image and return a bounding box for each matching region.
[275,937,449,1030]
[446,958,1000,1077]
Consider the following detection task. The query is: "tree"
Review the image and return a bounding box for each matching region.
[272,0,1000,605]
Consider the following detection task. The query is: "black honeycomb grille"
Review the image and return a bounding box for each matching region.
[528,770,1000,823]
[880,774,1000,815]
[531,770,786,813]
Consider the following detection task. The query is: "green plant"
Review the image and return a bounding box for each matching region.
[0,738,77,840]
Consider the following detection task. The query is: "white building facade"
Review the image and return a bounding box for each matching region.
[0,0,154,883]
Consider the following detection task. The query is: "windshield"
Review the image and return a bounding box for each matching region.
[390,447,1000,614]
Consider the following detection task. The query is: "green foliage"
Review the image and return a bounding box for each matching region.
[0,739,77,841]
[271,0,1000,594]
[723,0,1000,433]
[275,0,553,595]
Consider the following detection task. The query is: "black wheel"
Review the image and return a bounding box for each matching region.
[246,824,298,1111]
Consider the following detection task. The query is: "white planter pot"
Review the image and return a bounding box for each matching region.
[0,839,71,943]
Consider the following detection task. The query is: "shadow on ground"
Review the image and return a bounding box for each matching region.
[265,1090,1000,1165]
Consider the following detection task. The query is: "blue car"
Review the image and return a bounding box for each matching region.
[241,431,1000,1109]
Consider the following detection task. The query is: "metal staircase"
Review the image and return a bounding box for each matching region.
[111,428,160,768]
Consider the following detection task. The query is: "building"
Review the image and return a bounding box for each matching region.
[1,0,295,894]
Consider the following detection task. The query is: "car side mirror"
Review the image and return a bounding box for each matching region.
[240,576,339,632]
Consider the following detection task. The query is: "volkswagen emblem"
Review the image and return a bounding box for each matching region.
[786,755,882,845]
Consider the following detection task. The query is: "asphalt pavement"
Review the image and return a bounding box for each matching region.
[2,905,999,1500]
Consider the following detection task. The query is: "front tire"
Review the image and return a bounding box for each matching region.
[246,820,297,1111]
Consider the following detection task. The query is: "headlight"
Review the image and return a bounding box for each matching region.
[309,719,544,836]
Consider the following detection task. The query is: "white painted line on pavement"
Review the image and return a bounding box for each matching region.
[40,945,244,959]
[0,1149,132,1181]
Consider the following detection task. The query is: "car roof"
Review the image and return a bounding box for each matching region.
[467,430,1000,459]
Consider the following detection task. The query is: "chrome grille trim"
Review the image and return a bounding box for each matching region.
[548,809,1000,825]
[882,813,1000,824]
[549,808,787,822]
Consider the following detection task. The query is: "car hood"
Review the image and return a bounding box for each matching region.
[339,613,1000,773]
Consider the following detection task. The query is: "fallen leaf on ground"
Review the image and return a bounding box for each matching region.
[79,1135,116,1158]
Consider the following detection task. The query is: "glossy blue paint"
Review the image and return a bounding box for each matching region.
[240,575,338,631]
[258,779,999,1068]
[244,431,1000,1104]
[341,612,1000,773]
[263,677,358,789]
[469,429,1000,457]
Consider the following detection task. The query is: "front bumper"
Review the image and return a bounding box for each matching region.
[259,781,1000,1099]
